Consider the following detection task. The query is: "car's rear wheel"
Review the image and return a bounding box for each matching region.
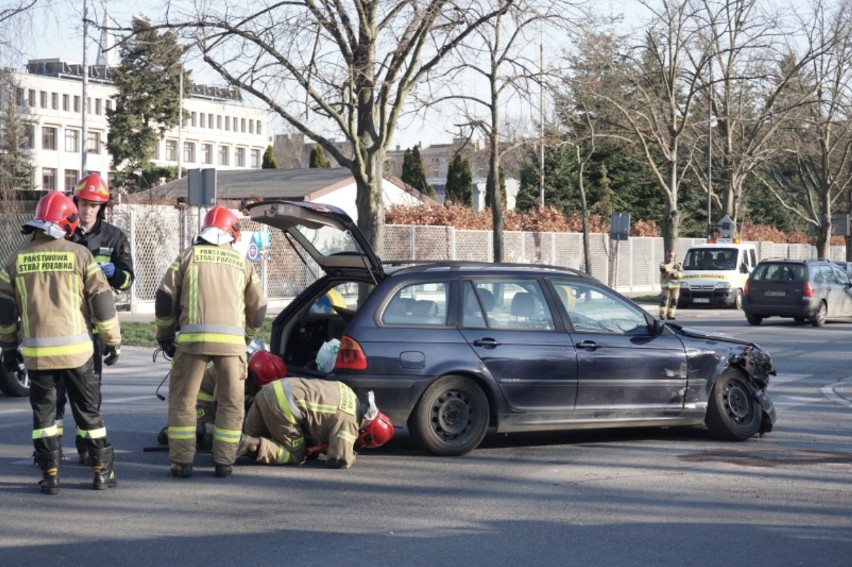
[745,314,763,326]
[0,365,29,397]
[812,302,827,327]
[408,375,489,456]
[705,371,762,441]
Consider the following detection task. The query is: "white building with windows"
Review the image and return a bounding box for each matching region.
[7,58,270,192]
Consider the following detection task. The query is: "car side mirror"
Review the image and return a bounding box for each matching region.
[652,318,667,336]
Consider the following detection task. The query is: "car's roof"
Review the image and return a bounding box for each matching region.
[382,260,596,280]
[757,258,826,264]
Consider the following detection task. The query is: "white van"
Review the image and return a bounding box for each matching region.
[679,239,758,309]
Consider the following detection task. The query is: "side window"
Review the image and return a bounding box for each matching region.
[554,281,650,335]
[381,282,448,326]
[821,265,837,284]
[469,280,554,331]
[833,267,850,285]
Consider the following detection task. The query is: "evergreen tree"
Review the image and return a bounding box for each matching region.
[401,146,434,196]
[0,72,34,196]
[309,144,330,168]
[445,154,472,205]
[107,16,190,183]
[262,145,278,169]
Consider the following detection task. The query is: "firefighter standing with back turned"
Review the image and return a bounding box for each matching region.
[55,172,135,464]
[0,193,121,495]
[155,205,267,479]
[659,249,684,320]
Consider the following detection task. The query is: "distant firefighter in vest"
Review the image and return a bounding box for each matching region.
[0,193,121,495]
[659,249,684,320]
[56,172,135,465]
[156,205,267,479]
[238,354,394,469]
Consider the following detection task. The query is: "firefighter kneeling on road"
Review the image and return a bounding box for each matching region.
[237,351,394,469]
[0,193,121,495]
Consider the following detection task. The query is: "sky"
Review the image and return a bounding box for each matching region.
[10,0,647,150]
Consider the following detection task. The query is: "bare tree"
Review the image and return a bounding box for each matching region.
[586,0,710,252]
[431,1,574,261]
[756,0,852,259]
[689,0,822,230]
[153,0,515,250]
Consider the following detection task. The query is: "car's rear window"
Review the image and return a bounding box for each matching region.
[751,263,806,283]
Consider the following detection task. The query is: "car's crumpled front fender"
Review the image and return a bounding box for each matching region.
[727,345,777,433]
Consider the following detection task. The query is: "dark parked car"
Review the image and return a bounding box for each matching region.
[250,200,777,456]
[742,259,852,327]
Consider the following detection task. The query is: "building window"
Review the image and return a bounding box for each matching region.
[216,115,222,129]
[15,87,24,105]
[106,99,112,112]
[42,168,57,190]
[202,143,213,165]
[40,91,47,108]
[62,94,69,111]
[250,148,261,168]
[21,124,35,149]
[87,97,91,114]
[218,145,229,166]
[235,147,246,167]
[191,112,197,127]
[28,89,35,107]
[73,95,80,112]
[200,113,206,128]
[249,120,254,134]
[256,120,262,136]
[65,128,79,152]
[95,99,102,115]
[87,131,101,154]
[241,118,246,133]
[51,92,58,110]
[165,139,178,161]
[42,126,57,150]
[225,116,231,131]
[183,142,195,163]
[64,169,79,192]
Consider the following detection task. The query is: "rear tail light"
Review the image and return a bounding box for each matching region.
[803,282,815,297]
[743,281,750,295]
[335,336,368,370]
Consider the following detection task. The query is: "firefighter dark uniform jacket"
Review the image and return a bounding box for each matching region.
[245,377,362,468]
[73,218,135,292]
[0,233,120,370]
[155,242,266,355]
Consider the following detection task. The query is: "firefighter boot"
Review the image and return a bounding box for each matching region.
[76,435,92,465]
[170,462,193,478]
[214,463,234,478]
[236,434,260,459]
[91,445,118,490]
[33,450,62,495]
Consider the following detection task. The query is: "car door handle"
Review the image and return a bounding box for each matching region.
[473,338,501,348]
[576,340,599,351]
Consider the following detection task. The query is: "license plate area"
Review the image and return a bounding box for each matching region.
[764,290,786,297]
[693,298,710,304]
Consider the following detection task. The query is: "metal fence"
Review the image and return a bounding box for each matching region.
[0,203,846,314]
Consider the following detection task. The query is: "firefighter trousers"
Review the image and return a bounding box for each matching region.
[168,352,246,466]
[54,334,102,437]
[29,358,109,454]
[243,397,306,465]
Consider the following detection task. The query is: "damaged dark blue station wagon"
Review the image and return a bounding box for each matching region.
[250,200,777,456]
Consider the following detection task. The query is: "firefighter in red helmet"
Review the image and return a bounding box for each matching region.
[156,205,267,479]
[0,192,121,494]
[54,172,135,466]
[237,351,394,469]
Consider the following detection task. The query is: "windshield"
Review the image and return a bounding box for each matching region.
[292,224,365,257]
[683,248,738,270]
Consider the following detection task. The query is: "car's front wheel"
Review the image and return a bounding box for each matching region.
[705,371,762,441]
[408,375,489,456]
[0,364,29,397]
[733,289,743,310]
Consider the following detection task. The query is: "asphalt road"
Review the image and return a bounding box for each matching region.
[0,308,850,566]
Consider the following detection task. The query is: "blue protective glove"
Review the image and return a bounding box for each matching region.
[100,262,116,278]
